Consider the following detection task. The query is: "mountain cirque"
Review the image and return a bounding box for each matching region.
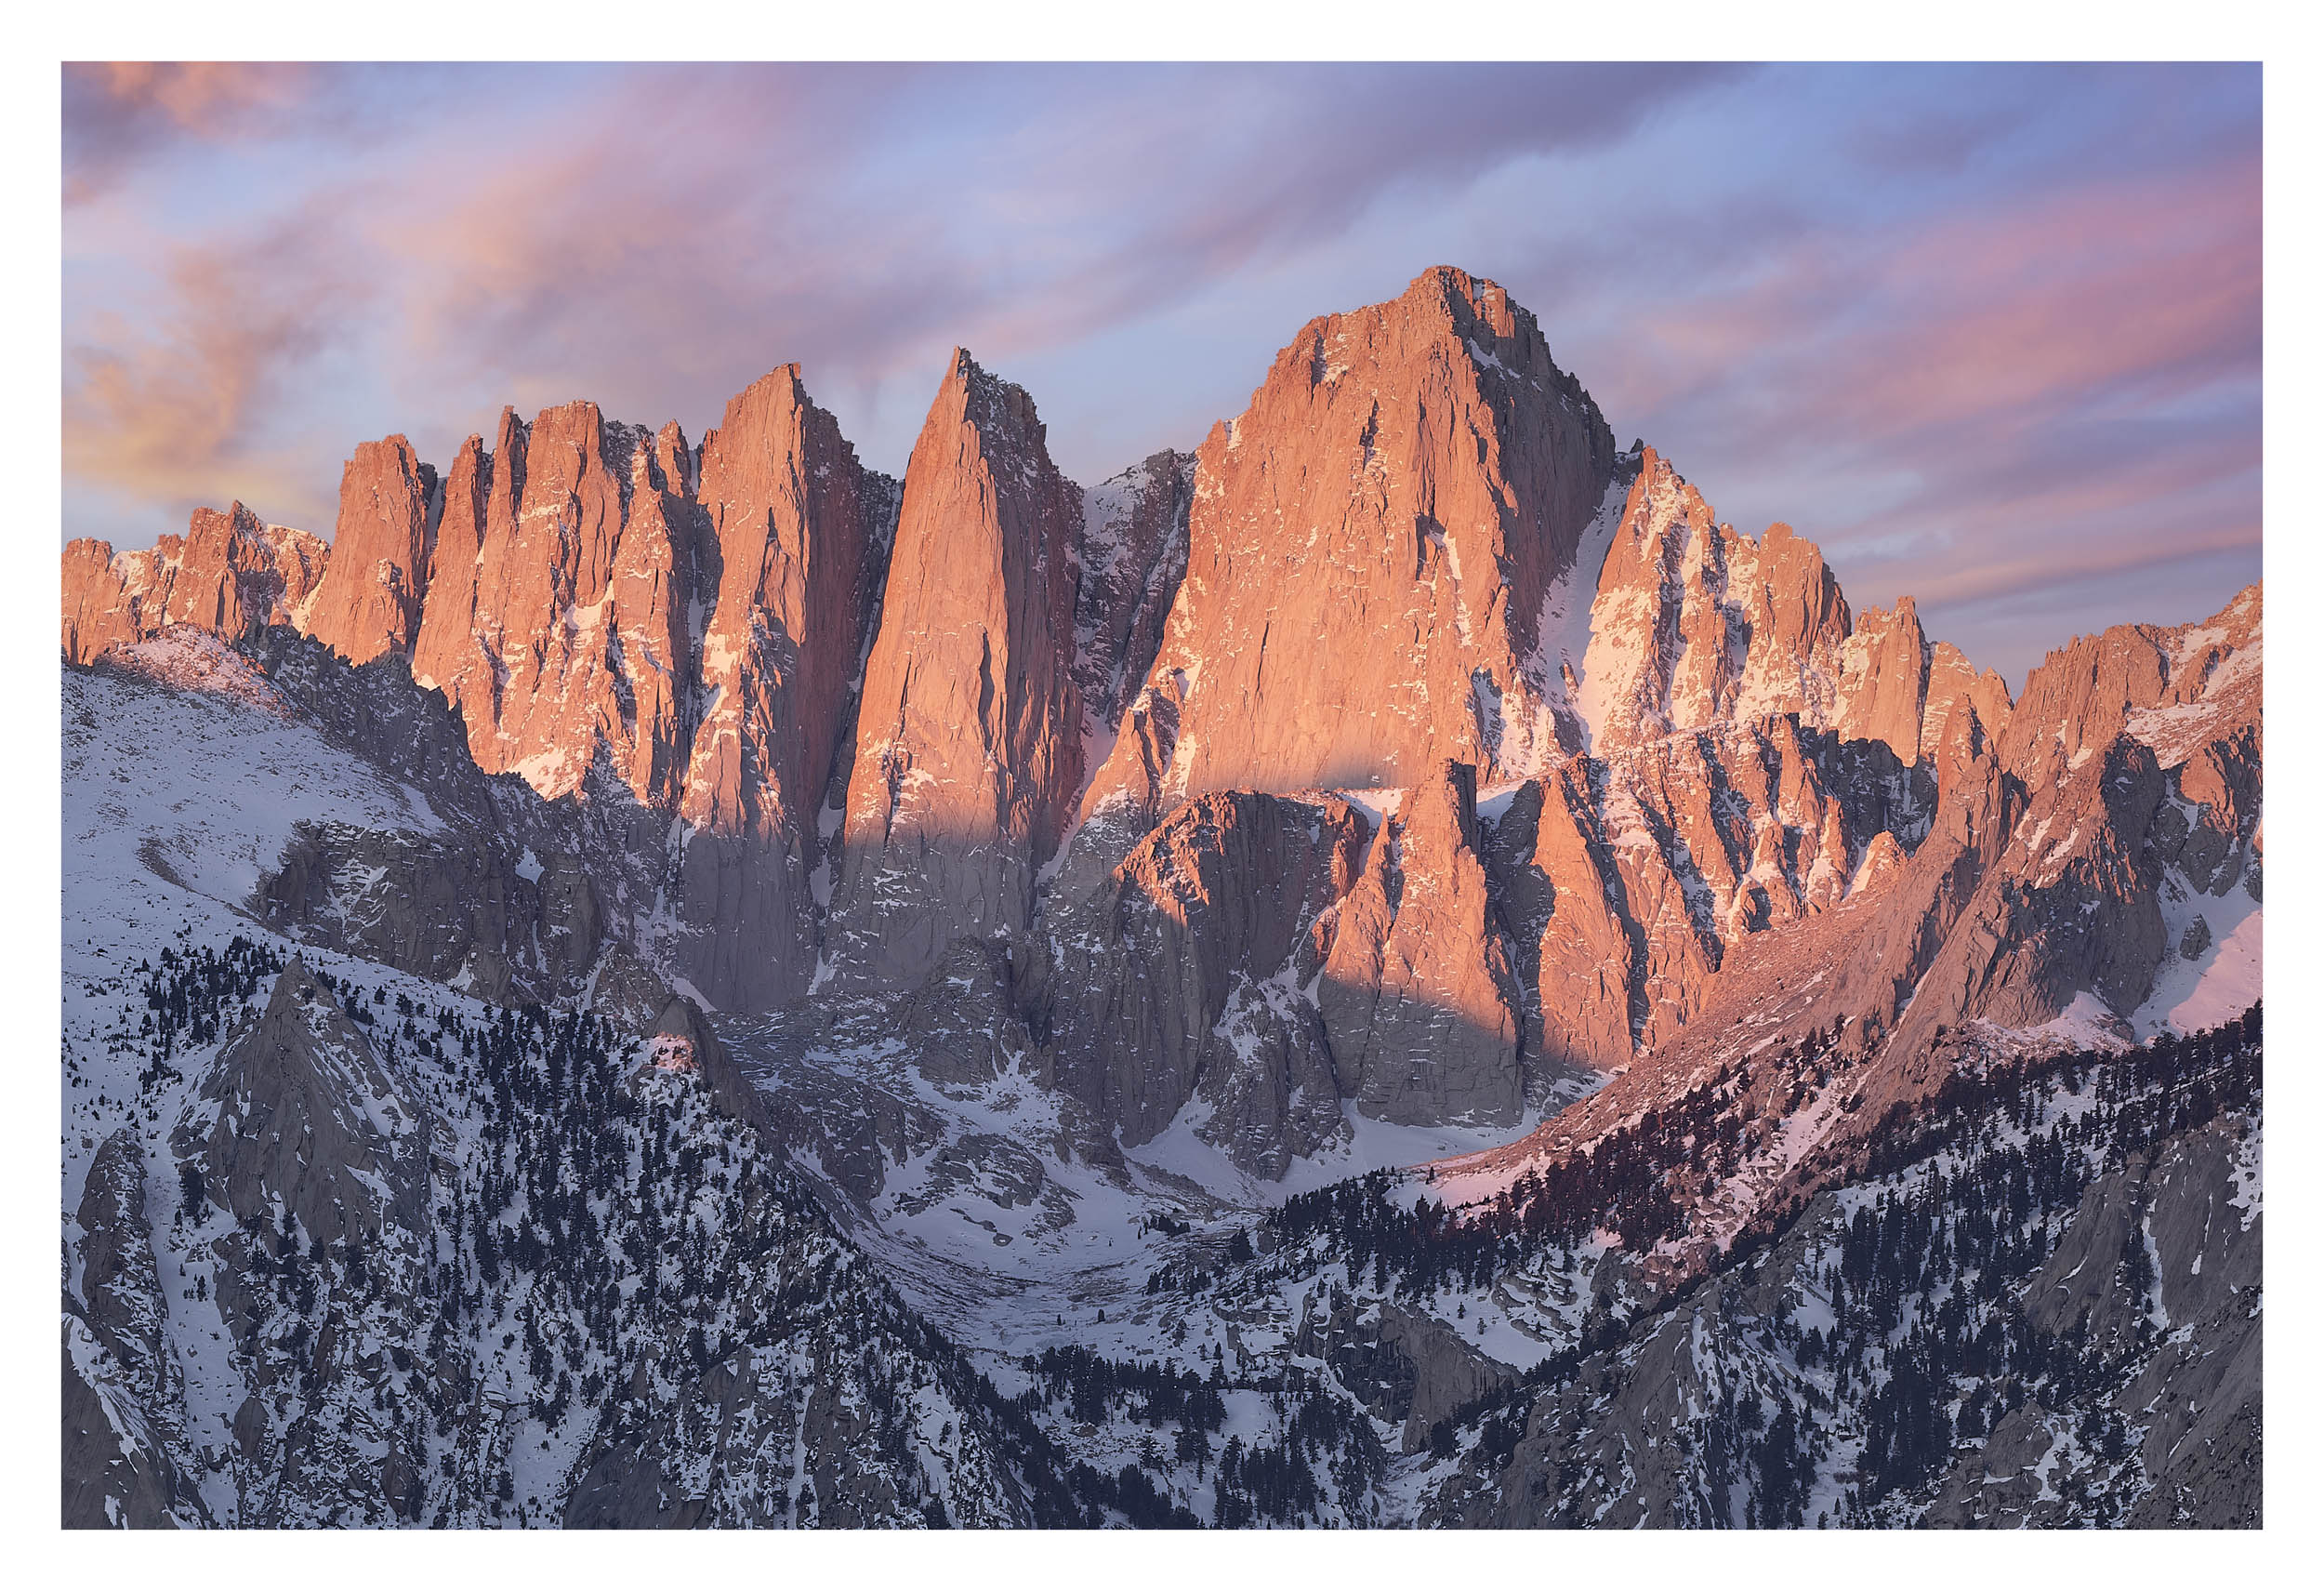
[60,266,2260,1530]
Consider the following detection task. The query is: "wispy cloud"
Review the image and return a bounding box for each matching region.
[59,62,2257,684]
[64,62,317,204]
[64,207,371,527]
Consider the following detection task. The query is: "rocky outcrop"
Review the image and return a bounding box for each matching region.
[1071,449,1195,734]
[1024,790,1368,1176]
[676,367,895,1009]
[879,936,1029,1091]
[257,821,603,1005]
[1917,639,2014,793]
[301,436,437,666]
[1318,762,1526,1127]
[1571,451,2014,778]
[73,1130,176,1427]
[826,350,1086,990]
[62,503,327,665]
[1435,584,2263,1296]
[1872,583,2263,1060]
[1489,718,1927,1073]
[1834,598,1931,762]
[1061,268,1621,893]
[1897,735,2169,1036]
[407,403,685,802]
[1287,1292,1516,1453]
[233,627,700,1013]
[586,946,680,1035]
[173,959,433,1248]
[1376,1303,1518,1453]
[2002,582,2261,789]
[64,1128,206,1526]
[1488,765,1639,1075]
[1581,456,1846,755]
[407,416,514,702]
[63,1306,202,1529]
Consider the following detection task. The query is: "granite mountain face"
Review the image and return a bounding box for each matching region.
[60,268,2260,1529]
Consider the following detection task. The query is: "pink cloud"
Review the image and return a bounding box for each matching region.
[59,62,2256,688]
[64,62,315,203]
[63,208,370,529]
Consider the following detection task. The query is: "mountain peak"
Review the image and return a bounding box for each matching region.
[1058,269,1621,888]
[1404,262,1524,339]
[825,347,1085,990]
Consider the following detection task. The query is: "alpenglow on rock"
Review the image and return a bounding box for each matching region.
[1062,267,1622,890]
[59,250,2264,1533]
[61,502,326,665]
[675,367,898,1007]
[300,435,438,667]
[825,349,1087,991]
[1317,760,1526,1127]
[1571,446,2014,776]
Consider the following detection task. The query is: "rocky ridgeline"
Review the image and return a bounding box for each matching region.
[1421,1014,2264,1528]
[61,266,2262,1531]
[1412,577,2261,1307]
[61,268,2262,1198]
[63,501,326,665]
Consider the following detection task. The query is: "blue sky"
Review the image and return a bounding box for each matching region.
[62,61,2260,686]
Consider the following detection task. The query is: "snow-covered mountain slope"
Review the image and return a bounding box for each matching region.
[64,641,442,1203]
[59,264,2260,1530]
[59,598,2265,1531]
[61,656,1089,1528]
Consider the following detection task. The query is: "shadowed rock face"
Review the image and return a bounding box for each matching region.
[825,349,1087,992]
[258,822,603,1005]
[1287,1293,1517,1455]
[1024,789,1369,1176]
[175,959,435,1250]
[1071,449,1196,735]
[71,1132,181,1472]
[63,1307,204,1529]
[64,1129,210,1525]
